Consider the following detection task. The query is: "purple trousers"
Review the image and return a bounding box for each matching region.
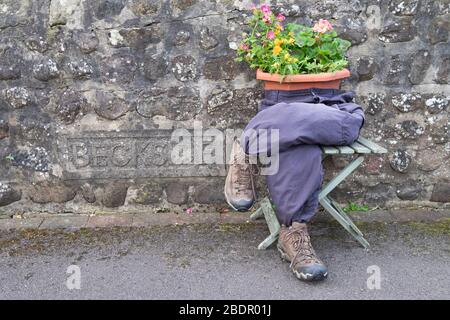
[241,89,365,226]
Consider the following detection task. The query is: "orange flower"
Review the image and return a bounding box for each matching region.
[273,45,282,55]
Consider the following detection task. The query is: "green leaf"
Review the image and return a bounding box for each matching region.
[328,30,337,38]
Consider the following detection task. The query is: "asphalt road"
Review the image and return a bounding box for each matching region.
[0,220,449,299]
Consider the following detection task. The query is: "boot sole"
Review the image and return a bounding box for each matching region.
[277,246,328,282]
[277,246,291,262]
[224,196,254,212]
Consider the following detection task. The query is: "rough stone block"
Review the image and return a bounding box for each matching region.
[32,58,59,81]
[430,182,450,203]
[0,119,9,139]
[434,56,450,84]
[428,14,450,44]
[203,55,239,81]
[356,56,379,81]
[131,182,163,205]
[166,182,189,205]
[193,180,226,204]
[391,93,422,113]
[0,183,21,206]
[101,183,129,207]
[389,149,412,173]
[29,181,77,204]
[93,91,129,120]
[395,181,423,200]
[409,50,431,84]
[389,0,419,16]
[378,17,416,43]
[171,55,198,81]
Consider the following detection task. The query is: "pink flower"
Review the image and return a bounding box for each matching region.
[266,30,275,40]
[240,43,249,50]
[313,19,333,33]
[185,207,193,215]
[260,4,271,14]
[276,13,285,22]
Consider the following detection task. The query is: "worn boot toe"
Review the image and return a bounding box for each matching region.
[228,198,255,211]
[293,263,328,282]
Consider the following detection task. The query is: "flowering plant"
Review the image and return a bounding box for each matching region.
[236,4,351,75]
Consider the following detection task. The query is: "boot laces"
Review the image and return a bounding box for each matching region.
[286,227,321,267]
[231,148,257,198]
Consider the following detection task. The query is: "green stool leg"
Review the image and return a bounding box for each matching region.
[257,232,280,250]
[328,197,364,237]
[320,197,370,249]
[319,156,365,199]
[319,156,370,249]
[250,207,264,220]
[254,197,281,250]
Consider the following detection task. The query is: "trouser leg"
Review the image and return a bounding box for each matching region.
[291,183,322,223]
[265,144,323,226]
[242,102,364,155]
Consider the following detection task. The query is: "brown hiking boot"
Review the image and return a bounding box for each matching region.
[277,222,328,281]
[224,138,256,211]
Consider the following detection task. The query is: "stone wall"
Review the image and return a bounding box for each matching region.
[0,0,449,216]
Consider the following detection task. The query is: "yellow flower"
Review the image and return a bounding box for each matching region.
[284,53,290,60]
[273,45,282,55]
[276,24,283,30]
[288,32,294,37]
[292,57,299,63]
[288,38,295,44]
[274,39,283,46]
[274,30,280,36]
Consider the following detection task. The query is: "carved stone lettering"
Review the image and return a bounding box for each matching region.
[58,130,226,179]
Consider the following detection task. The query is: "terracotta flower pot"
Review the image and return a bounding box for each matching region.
[256,68,351,90]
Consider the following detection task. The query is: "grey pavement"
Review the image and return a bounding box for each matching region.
[0,216,449,300]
